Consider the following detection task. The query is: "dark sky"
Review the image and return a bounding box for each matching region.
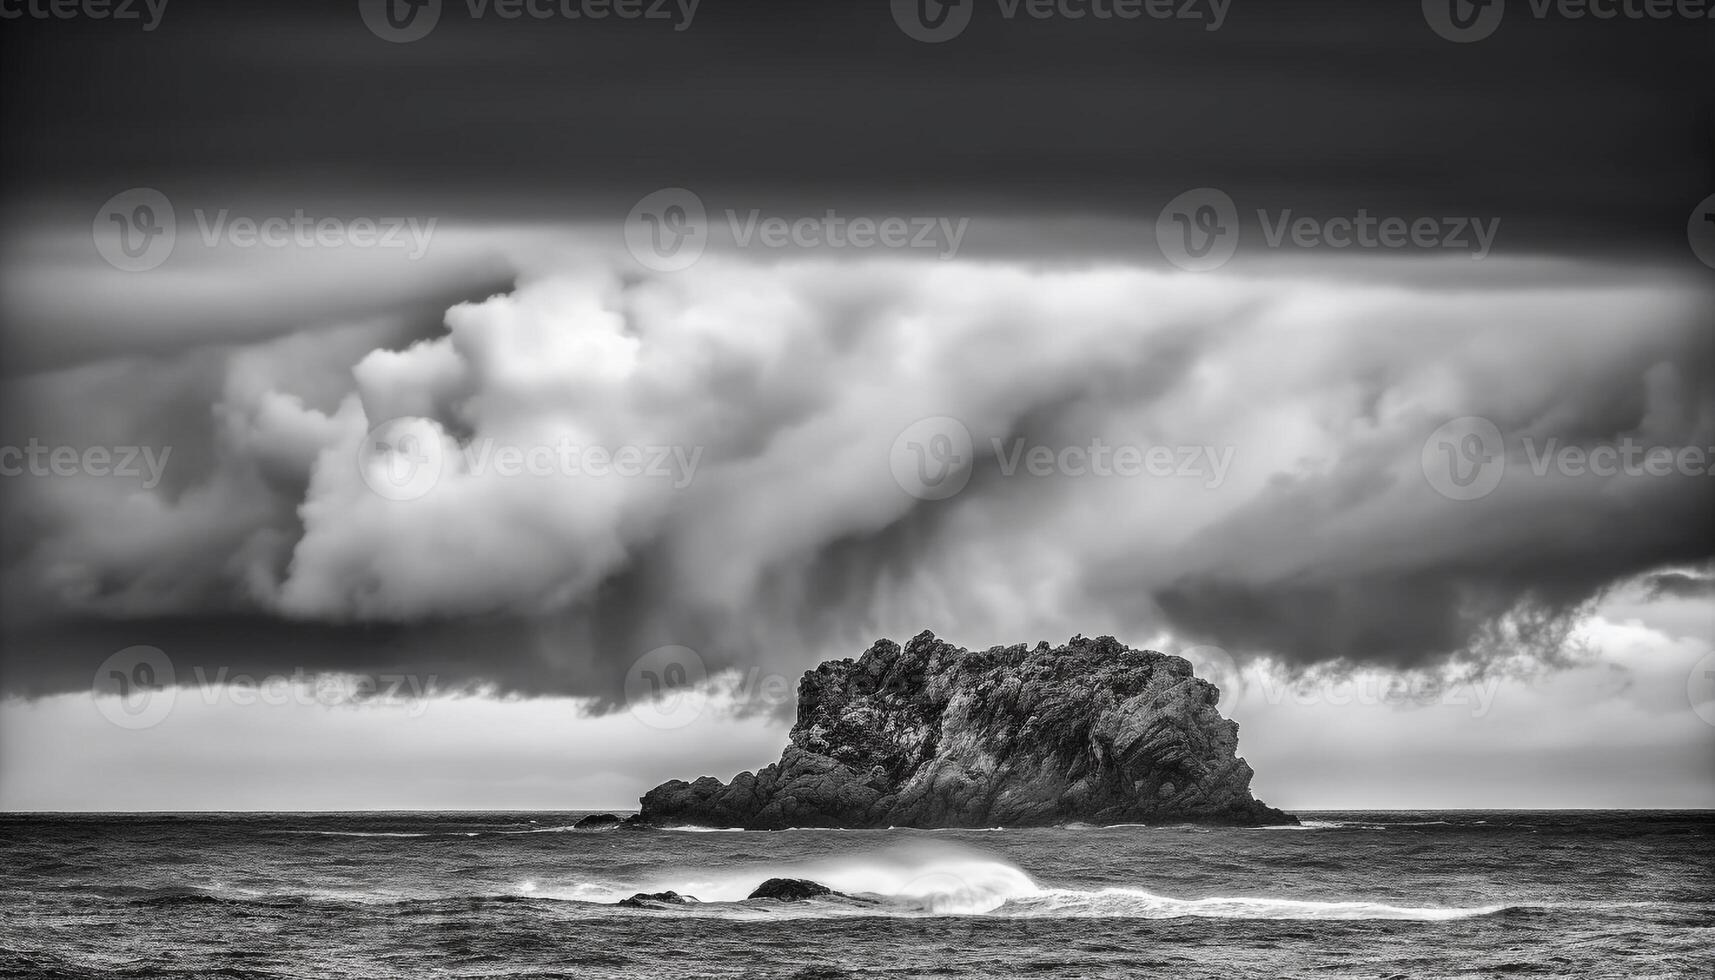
[1,0,1710,258]
[1,0,1711,706]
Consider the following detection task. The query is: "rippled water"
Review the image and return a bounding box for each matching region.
[1,811,1709,978]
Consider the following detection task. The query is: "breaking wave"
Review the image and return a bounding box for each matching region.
[539,842,1510,921]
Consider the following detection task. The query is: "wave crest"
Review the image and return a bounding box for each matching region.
[540,842,1505,921]
[1013,889,1503,920]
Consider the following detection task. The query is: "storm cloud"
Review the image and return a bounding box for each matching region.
[2,0,1711,712]
[3,245,1710,706]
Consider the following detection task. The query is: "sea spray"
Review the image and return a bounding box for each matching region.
[579,840,1040,913]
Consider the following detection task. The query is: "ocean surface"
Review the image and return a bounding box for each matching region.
[1,810,1709,979]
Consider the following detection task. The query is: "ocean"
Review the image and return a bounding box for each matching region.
[1,810,1709,979]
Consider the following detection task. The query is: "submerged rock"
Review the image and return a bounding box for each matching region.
[616,890,696,908]
[747,878,837,902]
[637,631,1295,829]
[573,813,622,829]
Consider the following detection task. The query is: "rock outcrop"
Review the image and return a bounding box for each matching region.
[616,890,696,908]
[636,631,1294,829]
[746,878,838,902]
[573,813,622,829]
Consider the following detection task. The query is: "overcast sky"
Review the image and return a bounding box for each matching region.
[1,0,1711,810]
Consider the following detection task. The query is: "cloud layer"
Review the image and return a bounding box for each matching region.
[3,246,1712,704]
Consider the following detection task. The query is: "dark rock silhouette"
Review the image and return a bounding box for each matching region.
[636,631,1295,829]
[573,813,622,829]
[746,878,837,901]
[616,890,696,908]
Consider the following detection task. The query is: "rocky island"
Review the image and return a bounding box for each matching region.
[635,631,1294,828]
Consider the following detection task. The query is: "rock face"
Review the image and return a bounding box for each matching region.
[746,878,837,902]
[636,631,1294,829]
[616,890,696,908]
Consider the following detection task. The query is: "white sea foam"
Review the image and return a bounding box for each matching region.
[279,830,446,838]
[1010,889,1503,920]
[538,841,1506,921]
[1255,820,1388,831]
[552,842,1035,914]
[658,826,747,833]
[491,825,584,834]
